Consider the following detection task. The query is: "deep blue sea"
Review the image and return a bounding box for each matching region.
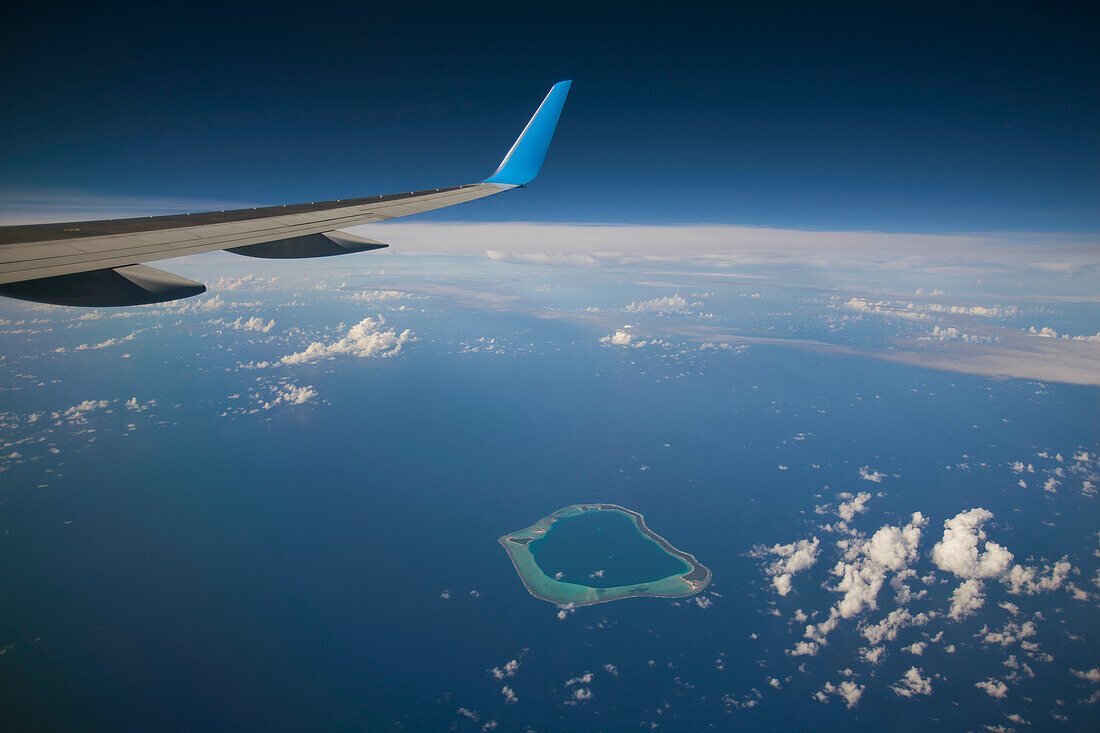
[1,253,1097,731]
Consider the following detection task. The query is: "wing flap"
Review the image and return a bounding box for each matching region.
[226,230,388,259]
[0,264,205,306]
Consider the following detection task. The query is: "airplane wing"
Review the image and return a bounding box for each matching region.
[0,81,572,307]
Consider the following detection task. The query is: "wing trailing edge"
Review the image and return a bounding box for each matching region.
[0,264,205,307]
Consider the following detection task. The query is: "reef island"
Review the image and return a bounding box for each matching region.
[499,504,711,607]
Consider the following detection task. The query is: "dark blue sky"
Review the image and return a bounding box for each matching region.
[2,1,1097,232]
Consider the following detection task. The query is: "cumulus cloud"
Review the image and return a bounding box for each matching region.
[975,678,1009,698]
[69,331,139,351]
[52,399,111,423]
[208,274,280,291]
[948,579,985,621]
[280,317,412,364]
[891,667,933,698]
[1005,559,1072,595]
[261,383,317,409]
[571,688,594,701]
[219,316,275,333]
[837,492,872,521]
[981,620,1037,647]
[500,686,518,704]
[755,537,820,596]
[1028,326,1100,342]
[861,607,934,646]
[925,325,995,344]
[932,509,1080,603]
[624,294,700,315]
[931,508,1014,579]
[829,513,927,621]
[858,467,886,483]
[1071,668,1100,683]
[814,680,864,708]
[351,290,414,302]
[124,397,155,412]
[599,327,647,347]
[785,513,928,654]
[490,660,519,680]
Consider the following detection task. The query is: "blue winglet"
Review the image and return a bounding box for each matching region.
[483,81,572,186]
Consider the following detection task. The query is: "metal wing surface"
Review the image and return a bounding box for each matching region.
[0,81,571,306]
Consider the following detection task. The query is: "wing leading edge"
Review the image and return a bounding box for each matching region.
[0,81,572,306]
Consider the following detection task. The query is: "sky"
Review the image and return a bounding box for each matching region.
[1,1,1098,232]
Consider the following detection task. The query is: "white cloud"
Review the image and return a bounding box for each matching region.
[490,659,519,680]
[982,620,1037,647]
[599,328,648,347]
[166,294,227,313]
[624,294,699,315]
[262,382,317,409]
[571,688,594,701]
[485,250,614,268]
[975,678,1009,698]
[861,607,934,646]
[500,686,518,704]
[565,672,593,687]
[837,492,872,521]
[351,290,414,302]
[789,641,820,657]
[858,467,886,483]
[1070,668,1100,683]
[926,325,996,344]
[756,537,820,596]
[948,579,985,621]
[53,399,111,423]
[280,316,412,364]
[1028,326,1100,342]
[891,667,933,698]
[208,274,280,291]
[931,508,1014,579]
[358,222,1097,275]
[220,316,275,333]
[1005,560,1072,595]
[828,513,926,623]
[814,680,864,708]
[70,331,139,351]
[124,397,155,412]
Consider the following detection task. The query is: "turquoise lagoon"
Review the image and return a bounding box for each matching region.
[499,504,711,607]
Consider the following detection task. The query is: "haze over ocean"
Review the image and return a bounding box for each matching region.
[1,3,1098,731]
